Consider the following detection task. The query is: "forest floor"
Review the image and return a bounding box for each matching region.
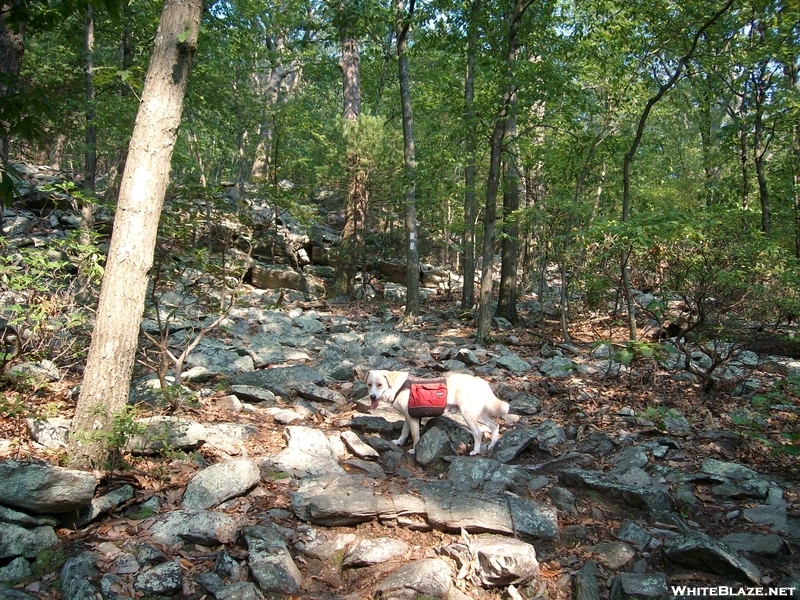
[1,296,799,598]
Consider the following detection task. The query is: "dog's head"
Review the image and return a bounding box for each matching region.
[366,369,400,409]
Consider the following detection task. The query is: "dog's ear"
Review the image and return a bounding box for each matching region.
[383,370,403,389]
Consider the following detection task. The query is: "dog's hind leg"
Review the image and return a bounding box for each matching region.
[480,414,500,451]
[408,418,421,455]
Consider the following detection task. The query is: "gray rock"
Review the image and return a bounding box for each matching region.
[508,395,541,415]
[125,416,207,454]
[133,560,183,596]
[25,417,70,449]
[576,432,616,457]
[231,365,326,396]
[292,475,421,526]
[60,552,99,600]
[414,481,559,541]
[374,558,452,599]
[454,348,480,366]
[548,486,577,513]
[495,352,531,374]
[701,458,759,480]
[559,468,674,515]
[242,525,303,595]
[719,533,786,557]
[592,541,636,569]
[415,427,453,466]
[6,360,59,383]
[610,573,669,600]
[181,458,261,510]
[491,419,565,463]
[613,446,649,472]
[491,429,539,463]
[0,459,97,514]
[0,505,57,528]
[65,484,135,529]
[539,356,575,378]
[341,537,410,568]
[575,561,601,600]
[664,531,761,585]
[340,431,380,460]
[262,426,345,479]
[215,549,244,581]
[186,337,254,374]
[216,582,265,600]
[293,528,356,560]
[230,385,277,405]
[148,510,240,546]
[0,557,31,583]
[468,536,540,587]
[295,381,346,404]
[446,457,530,494]
[195,572,226,595]
[617,521,652,550]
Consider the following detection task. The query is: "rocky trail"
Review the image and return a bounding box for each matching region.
[1,295,799,600]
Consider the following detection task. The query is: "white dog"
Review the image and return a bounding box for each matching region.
[366,370,510,456]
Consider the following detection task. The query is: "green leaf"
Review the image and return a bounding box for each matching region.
[178,28,192,44]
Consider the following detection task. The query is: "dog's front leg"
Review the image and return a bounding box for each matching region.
[392,420,410,447]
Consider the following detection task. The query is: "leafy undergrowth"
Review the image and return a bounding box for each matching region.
[1,297,799,599]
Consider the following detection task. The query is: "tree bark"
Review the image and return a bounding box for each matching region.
[460,0,480,312]
[84,3,96,194]
[496,101,519,324]
[0,0,24,195]
[68,0,202,470]
[619,0,734,341]
[477,0,531,344]
[338,26,365,297]
[397,0,419,324]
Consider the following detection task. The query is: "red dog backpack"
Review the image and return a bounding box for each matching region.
[406,379,448,418]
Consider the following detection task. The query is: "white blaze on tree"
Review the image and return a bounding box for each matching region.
[68,0,203,470]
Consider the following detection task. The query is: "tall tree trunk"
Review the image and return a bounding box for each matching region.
[104,0,134,203]
[477,0,530,344]
[752,64,770,234]
[496,102,519,324]
[397,0,419,324]
[81,3,96,248]
[0,0,24,219]
[68,0,202,470]
[790,60,800,259]
[460,0,480,312]
[84,4,96,194]
[338,25,366,297]
[619,0,734,341]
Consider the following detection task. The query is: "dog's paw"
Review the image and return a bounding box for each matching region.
[408,447,416,455]
[469,449,482,456]
[391,438,405,446]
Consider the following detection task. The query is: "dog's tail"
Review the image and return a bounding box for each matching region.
[486,395,510,418]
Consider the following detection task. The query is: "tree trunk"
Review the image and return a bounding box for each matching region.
[477,0,530,344]
[752,66,770,234]
[397,0,419,324]
[619,0,734,341]
[84,3,96,194]
[80,3,96,250]
[496,102,519,324]
[0,0,25,171]
[104,0,134,204]
[790,60,800,259]
[338,25,366,297]
[68,0,202,470]
[460,0,480,312]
